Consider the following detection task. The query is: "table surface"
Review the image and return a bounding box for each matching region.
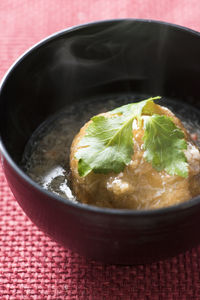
[1,1,200,299]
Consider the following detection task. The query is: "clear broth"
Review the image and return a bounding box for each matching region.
[21,95,200,203]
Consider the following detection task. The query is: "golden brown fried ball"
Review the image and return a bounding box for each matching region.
[70,104,200,209]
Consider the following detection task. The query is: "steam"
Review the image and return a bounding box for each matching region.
[61,22,172,90]
[36,20,175,105]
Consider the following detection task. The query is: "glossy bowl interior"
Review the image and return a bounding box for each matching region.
[1,19,200,264]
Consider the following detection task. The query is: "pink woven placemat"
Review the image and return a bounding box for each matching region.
[1,1,200,299]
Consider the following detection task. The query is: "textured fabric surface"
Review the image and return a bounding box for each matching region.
[1,1,200,299]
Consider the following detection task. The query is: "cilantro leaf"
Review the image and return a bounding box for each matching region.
[76,115,134,177]
[75,97,188,178]
[143,114,188,178]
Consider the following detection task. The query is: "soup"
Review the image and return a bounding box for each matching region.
[22,95,200,209]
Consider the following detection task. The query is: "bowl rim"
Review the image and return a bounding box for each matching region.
[1,17,200,217]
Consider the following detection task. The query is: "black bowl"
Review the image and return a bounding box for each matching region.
[1,19,200,264]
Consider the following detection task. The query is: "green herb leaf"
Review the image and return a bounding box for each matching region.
[76,115,134,177]
[75,97,188,178]
[143,114,188,177]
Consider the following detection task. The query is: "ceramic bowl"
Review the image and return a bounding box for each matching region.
[1,19,200,264]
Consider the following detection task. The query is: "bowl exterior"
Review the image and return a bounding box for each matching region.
[2,155,200,264]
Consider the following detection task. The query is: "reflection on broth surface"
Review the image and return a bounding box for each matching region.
[22,95,200,209]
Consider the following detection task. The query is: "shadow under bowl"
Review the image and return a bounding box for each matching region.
[1,19,200,264]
